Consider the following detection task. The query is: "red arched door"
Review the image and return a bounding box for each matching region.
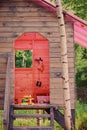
[14,33,49,104]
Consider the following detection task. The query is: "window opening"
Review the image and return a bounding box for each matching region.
[15,50,32,68]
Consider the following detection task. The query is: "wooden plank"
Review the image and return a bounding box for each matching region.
[0,27,58,34]
[12,126,52,130]
[0,87,5,92]
[50,57,61,62]
[50,72,62,78]
[0,21,73,29]
[50,71,75,78]
[0,32,58,38]
[0,80,5,86]
[50,52,74,58]
[50,82,74,89]
[0,48,12,53]
[0,43,12,48]
[0,32,59,38]
[13,104,53,110]
[50,107,54,130]
[0,16,57,22]
[69,68,75,73]
[50,47,60,53]
[13,114,50,119]
[0,3,39,8]
[50,58,74,64]
[0,63,6,68]
[0,74,6,79]
[0,22,58,28]
[50,63,62,68]
[0,58,7,63]
[0,69,7,73]
[0,6,43,13]
[0,12,54,17]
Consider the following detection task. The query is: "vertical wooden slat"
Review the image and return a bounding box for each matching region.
[3,54,11,130]
[9,105,14,130]
[50,107,54,130]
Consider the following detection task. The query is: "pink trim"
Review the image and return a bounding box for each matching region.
[75,31,87,43]
[63,10,87,26]
[75,37,87,48]
[74,23,87,48]
[74,24,87,37]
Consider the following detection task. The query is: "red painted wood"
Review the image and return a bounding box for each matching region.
[14,33,49,104]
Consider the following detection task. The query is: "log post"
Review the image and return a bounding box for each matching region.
[55,0,74,130]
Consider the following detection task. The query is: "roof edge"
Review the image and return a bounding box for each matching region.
[34,0,87,26]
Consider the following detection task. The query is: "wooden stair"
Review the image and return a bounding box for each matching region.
[9,104,54,130]
[12,127,52,130]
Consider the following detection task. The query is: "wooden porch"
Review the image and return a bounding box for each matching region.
[0,53,71,130]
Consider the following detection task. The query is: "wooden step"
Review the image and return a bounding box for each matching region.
[9,105,54,130]
[13,104,53,110]
[13,114,50,119]
[12,126,52,130]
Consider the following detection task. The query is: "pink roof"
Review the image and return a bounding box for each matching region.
[33,0,87,48]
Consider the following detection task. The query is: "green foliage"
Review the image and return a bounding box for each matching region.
[0,111,3,130]
[51,0,87,20]
[62,0,87,20]
[15,50,32,68]
[76,101,87,130]
[75,44,87,87]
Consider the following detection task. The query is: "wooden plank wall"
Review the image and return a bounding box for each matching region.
[0,0,75,109]
[0,57,7,109]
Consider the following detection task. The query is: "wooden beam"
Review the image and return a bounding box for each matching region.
[46,108,75,130]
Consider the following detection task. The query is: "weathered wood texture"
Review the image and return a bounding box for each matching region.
[12,127,53,130]
[0,0,75,109]
[9,104,54,130]
[3,56,11,130]
[0,56,7,109]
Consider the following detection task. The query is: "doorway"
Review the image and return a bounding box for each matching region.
[14,33,50,104]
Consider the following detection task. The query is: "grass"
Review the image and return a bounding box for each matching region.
[0,110,3,130]
[13,110,62,130]
[76,100,87,130]
[0,101,87,130]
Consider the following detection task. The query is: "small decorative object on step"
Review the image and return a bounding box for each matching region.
[21,95,35,105]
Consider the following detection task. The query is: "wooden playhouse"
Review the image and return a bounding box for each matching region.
[0,0,87,130]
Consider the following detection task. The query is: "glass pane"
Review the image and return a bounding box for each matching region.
[15,50,32,68]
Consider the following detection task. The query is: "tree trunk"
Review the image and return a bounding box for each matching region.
[55,0,74,130]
